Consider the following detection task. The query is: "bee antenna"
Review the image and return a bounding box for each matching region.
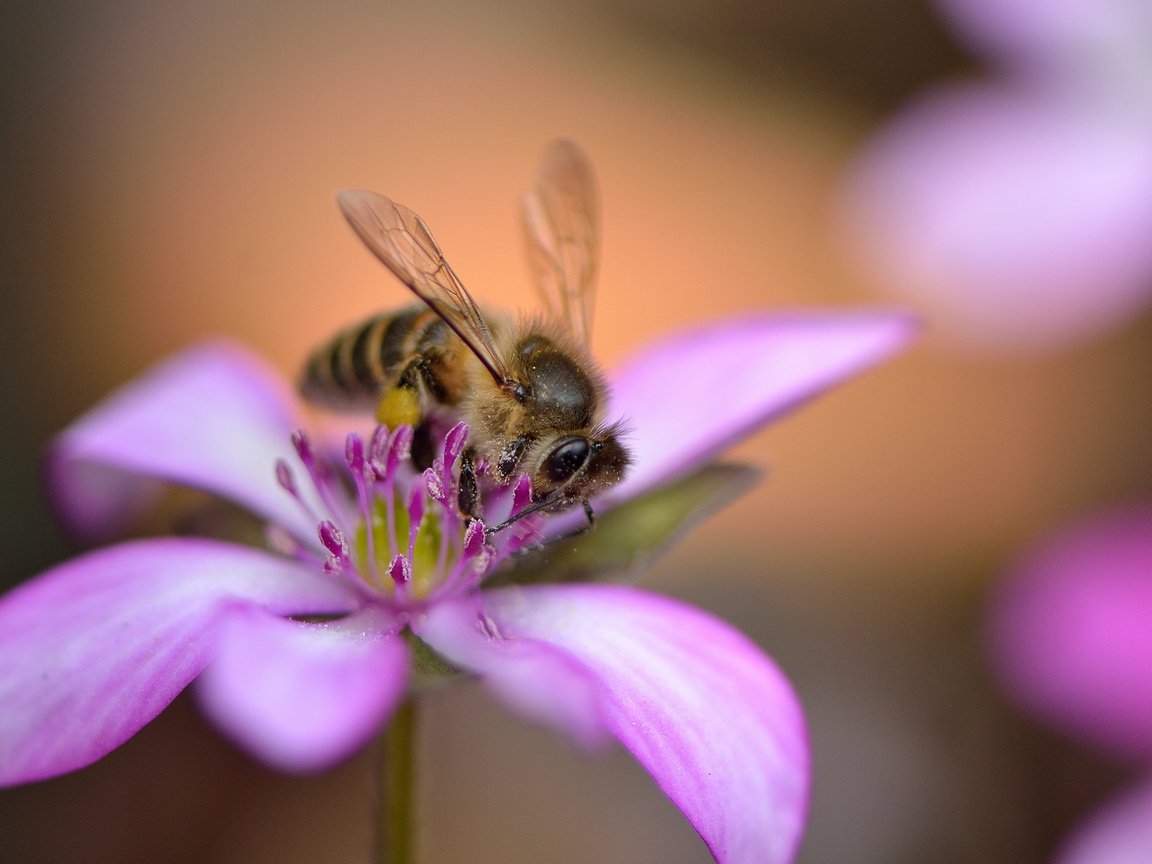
[485,491,563,537]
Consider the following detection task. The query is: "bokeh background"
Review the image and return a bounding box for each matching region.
[2,1,1149,862]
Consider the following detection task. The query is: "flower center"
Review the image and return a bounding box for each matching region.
[274,421,541,612]
[355,491,443,598]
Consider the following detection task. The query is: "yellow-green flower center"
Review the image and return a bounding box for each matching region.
[354,491,449,599]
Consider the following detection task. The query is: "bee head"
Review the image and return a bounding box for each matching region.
[532,425,631,511]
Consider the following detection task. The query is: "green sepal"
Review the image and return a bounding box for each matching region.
[491,462,760,587]
[405,631,468,688]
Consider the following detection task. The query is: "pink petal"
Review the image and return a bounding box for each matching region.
[1057,778,1152,864]
[416,599,610,750]
[48,342,315,542]
[0,539,356,786]
[935,0,1136,65]
[989,507,1152,760]
[196,606,409,772]
[430,585,809,864]
[607,313,914,499]
[843,82,1152,351]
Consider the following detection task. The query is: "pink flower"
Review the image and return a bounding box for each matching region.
[0,312,912,863]
[990,507,1152,863]
[841,0,1152,351]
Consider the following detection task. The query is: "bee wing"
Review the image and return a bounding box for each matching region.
[522,139,600,347]
[337,188,512,384]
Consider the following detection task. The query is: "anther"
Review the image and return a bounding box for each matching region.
[345,432,366,473]
[369,425,391,481]
[318,520,349,560]
[388,555,412,586]
[291,429,316,468]
[387,425,414,474]
[512,474,533,515]
[463,518,486,557]
[444,422,469,466]
[370,425,390,462]
[424,467,446,504]
[274,459,296,494]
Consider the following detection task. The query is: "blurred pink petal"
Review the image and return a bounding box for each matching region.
[989,507,1152,761]
[0,539,356,786]
[607,312,916,499]
[417,598,611,750]
[430,584,809,864]
[843,82,1152,351]
[1057,778,1152,864]
[935,0,1140,66]
[197,606,409,772]
[48,342,316,543]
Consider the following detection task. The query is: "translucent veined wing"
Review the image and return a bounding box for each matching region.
[337,189,513,385]
[522,140,600,347]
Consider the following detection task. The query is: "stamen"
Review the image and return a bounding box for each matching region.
[406,483,425,561]
[369,424,390,468]
[345,431,382,585]
[318,519,352,577]
[443,422,468,473]
[424,464,454,583]
[274,455,337,533]
[375,425,412,556]
[290,429,346,525]
[291,428,317,468]
[437,422,470,526]
[483,474,537,538]
[434,518,492,599]
[319,520,349,560]
[484,475,547,556]
[423,467,446,504]
[387,425,413,477]
[388,554,412,588]
[512,473,533,515]
[345,432,366,474]
[275,459,297,494]
[463,518,486,557]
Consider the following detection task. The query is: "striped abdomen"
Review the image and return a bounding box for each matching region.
[299,305,467,412]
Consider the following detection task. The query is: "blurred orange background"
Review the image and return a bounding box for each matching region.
[2,1,1149,862]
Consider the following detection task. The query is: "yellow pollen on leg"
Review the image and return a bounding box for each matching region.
[377,387,421,429]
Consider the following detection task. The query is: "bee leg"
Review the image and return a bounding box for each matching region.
[409,423,437,472]
[502,499,597,556]
[458,448,481,521]
[496,437,531,481]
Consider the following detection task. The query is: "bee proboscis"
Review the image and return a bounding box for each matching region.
[300,140,630,529]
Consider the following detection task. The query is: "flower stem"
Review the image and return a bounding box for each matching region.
[376,698,418,864]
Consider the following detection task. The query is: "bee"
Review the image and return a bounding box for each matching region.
[300,140,630,530]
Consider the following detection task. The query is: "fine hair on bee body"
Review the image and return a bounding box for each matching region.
[300,139,631,530]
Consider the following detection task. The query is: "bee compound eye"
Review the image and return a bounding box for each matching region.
[543,437,591,483]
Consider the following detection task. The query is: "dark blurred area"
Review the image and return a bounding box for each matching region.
[3,1,1150,862]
